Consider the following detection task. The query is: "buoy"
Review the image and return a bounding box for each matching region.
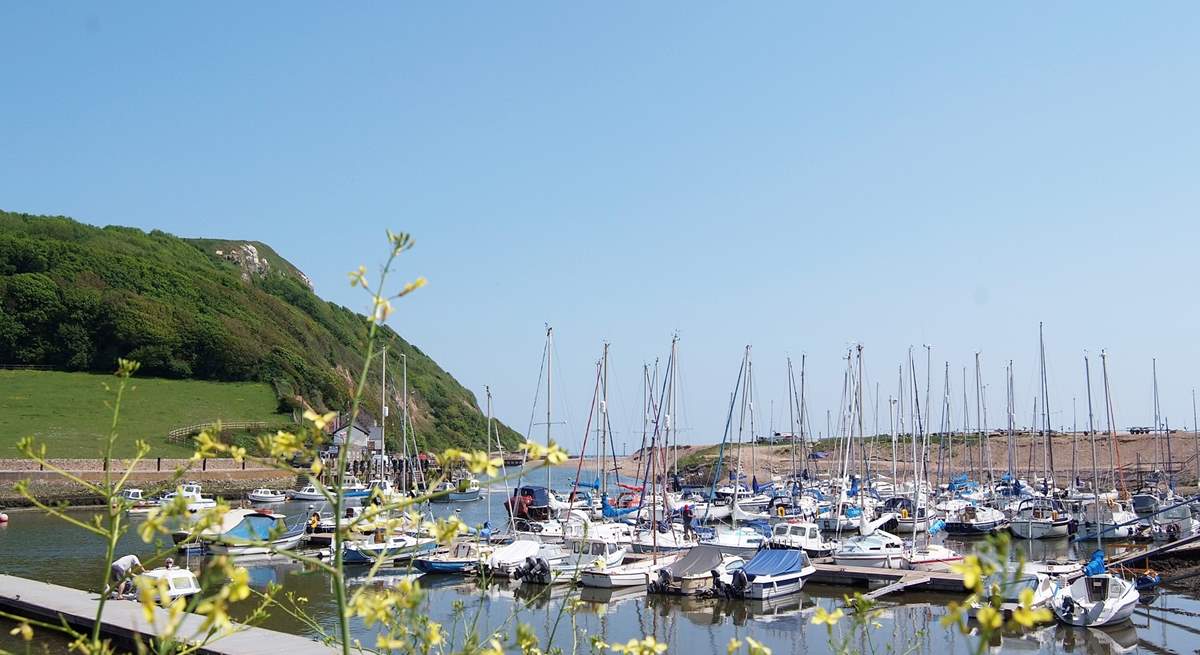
[0,512,8,524]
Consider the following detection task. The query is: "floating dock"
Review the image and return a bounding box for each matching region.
[0,574,334,654]
[809,561,966,596]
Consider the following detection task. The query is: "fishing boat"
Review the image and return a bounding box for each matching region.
[342,533,437,564]
[449,478,483,502]
[1010,497,1073,539]
[247,488,287,503]
[290,484,327,501]
[1151,502,1195,541]
[943,504,1007,535]
[200,509,305,556]
[766,522,837,558]
[413,540,494,574]
[1052,553,1139,627]
[725,549,815,600]
[833,529,910,569]
[648,544,746,596]
[116,488,160,514]
[579,551,683,589]
[160,483,217,512]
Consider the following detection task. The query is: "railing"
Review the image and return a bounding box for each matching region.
[167,421,270,443]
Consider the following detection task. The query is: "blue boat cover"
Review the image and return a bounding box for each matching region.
[513,486,551,507]
[226,514,279,540]
[1084,550,1106,577]
[743,549,809,577]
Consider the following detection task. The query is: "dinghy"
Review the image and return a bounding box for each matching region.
[725,548,815,600]
[201,509,305,556]
[1052,552,1139,627]
[342,533,437,564]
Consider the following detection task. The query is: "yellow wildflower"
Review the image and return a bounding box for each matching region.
[480,637,505,655]
[425,621,444,646]
[811,606,844,626]
[310,459,323,476]
[1011,588,1053,628]
[975,605,1003,631]
[9,622,33,641]
[951,555,983,593]
[396,276,427,297]
[727,639,743,655]
[348,265,369,288]
[303,410,338,430]
[465,450,503,478]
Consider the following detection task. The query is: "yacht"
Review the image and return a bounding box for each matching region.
[767,522,837,558]
[1010,497,1073,539]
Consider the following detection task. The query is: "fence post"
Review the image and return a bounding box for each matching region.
[157,457,161,472]
[203,458,207,472]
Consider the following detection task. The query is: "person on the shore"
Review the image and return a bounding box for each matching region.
[110,554,143,597]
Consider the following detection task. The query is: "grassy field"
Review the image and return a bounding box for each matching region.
[0,370,291,458]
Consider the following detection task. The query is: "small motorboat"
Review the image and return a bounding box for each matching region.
[1052,572,1139,626]
[969,572,1055,622]
[579,551,683,589]
[449,478,483,502]
[486,539,567,578]
[648,544,745,596]
[698,525,767,558]
[724,548,815,600]
[515,534,627,585]
[908,542,964,572]
[248,488,287,503]
[767,522,837,558]
[342,533,437,564]
[115,488,161,514]
[833,529,910,569]
[119,567,201,602]
[290,485,327,501]
[200,509,305,556]
[160,483,217,513]
[413,539,494,574]
[1010,497,1072,540]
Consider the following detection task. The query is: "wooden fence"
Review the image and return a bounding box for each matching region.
[167,421,271,443]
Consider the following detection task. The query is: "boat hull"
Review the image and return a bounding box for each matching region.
[1010,519,1071,540]
[943,519,1007,536]
[832,552,911,569]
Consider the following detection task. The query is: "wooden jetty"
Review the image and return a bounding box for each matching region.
[0,574,334,654]
[809,561,966,597]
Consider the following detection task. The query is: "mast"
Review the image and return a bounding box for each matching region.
[546,326,553,490]
[1085,354,1100,542]
[1039,322,1054,487]
[402,353,409,492]
[1194,388,1199,489]
[974,352,985,485]
[600,343,609,491]
[1153,358,1162,474]
[381,347,387,478]
[787,357,797,491]
[1101,350,1124,494]
[1006,361,1015,476]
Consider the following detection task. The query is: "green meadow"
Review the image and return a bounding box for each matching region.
[0,370,290,458]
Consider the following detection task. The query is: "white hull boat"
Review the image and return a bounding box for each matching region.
[726,549,815,600]
[833,530,910,569]
[647,545,745,596]
[580,552,683,588]
[1052,573,1139,627]
[248,488,287,503]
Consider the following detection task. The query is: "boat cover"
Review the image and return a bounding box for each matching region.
[743,549,809,577]
[225,514,279,540]
[491,540,540,565]
[513,486,551,507]
[666,545,725,576]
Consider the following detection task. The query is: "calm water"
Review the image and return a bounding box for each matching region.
[0,469,1192,654]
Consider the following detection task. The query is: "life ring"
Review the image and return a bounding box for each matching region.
[776,505,786,518]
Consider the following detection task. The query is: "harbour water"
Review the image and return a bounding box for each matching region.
[0,468,1195,654]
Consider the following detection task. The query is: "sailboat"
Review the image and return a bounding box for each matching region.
[1010,497,1073,539]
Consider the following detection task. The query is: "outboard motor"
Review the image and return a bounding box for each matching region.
[513,556,537,580]
[731,569,749,596]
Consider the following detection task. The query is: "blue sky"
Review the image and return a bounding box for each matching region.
[3,4,1200,452]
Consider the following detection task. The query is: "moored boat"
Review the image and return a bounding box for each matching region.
[725,548,815,600]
